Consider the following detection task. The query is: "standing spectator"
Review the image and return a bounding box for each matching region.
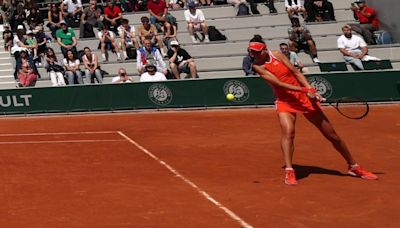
[118,18,139,60]
[82,47,103,84]
[103,0,123,34]
[167,40,198,79]
[184,2,210,43]
[280,42,307,73]
[138,16,167,56]
[162,20,177,50]
[136,38,168,75]
[63,49,84,85]
[350,0,378,45]
[47,3,63,39]
[61,0,83,27]
[112,68,133,83]
[242,48,256,76]
[337,25,380,71]
[147,0,175,32]
[3,24,13,52]
[56,20,78,57]
[97,25,122,62]
[44,47,66,87]
[285,0,307,19]
[140,63,167,82]
[17,63,37,87]
[26,6,43,30]
[288,17,320,63]
[80,0,102,38]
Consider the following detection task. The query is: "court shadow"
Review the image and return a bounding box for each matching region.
[291,164,347,180]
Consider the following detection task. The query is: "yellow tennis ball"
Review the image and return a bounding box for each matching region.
[226,93,235,101]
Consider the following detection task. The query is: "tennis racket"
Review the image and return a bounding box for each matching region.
[322,97,369,119]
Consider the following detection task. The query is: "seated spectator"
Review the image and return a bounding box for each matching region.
[26,6,43,30]
[112,67,133,83]
[147,0,176,31]
[248,0,278,14]
[44,47,66,86]
[3,24,13,52]
[63,49,84,85]
[138,16,167,56]
[136,38,168,75]
[103,0,123,34]
[56,20,78,58]
[80,0,102,38]
[98,25,122,62]
[17,63,37,87]
[47,3,63,39]
[242,48,256,76]
[9,4,26,32]
[349,0,378,45]
[163,20,177,50]
[167,40,198,79]
[118,18,139,60]
[279,42,307,73]
[140,63,167,82]
[33,26,47,67]
[227,0,247,14]
[288,17,320,63]
[82,47,103,84]
[14,50,39,80]
[337,25,380,71]
[285,0,307,19]
[184,2,210,43]
[167,0,184,9]
[11,25,29,57]
[1,0,12,24]
[61,0,83,27]
[25,30,38,63]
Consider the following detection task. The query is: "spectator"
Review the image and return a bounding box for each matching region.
[103,0,123,34]
[17,62,37,87]
[288,16,320,63]
[1,0,13,24]
[242,48,256,76]
[285,0,307,19]
[3,24,13,52]
[9,3,26,31]
[138,16,167,56]
[44,47,66,86]
[80,0,102,38]
[167,40,198,79]
[227,0,247,14]
[47,3,63,39]
[251,0,278,14]
[279,42,307,73]
[147,0,175,31]
[304,0,335,22]
[136,38,168,75]
[337,25,380,71]
[112,67,133,83]
[117,18,139,60]
[33,26,47,67]
[82,47,103,84]
[98,25,122,62]
[184,2,210,43]
[25,30,38,62]
[56,20,78,57]
[140,63,167,82]
[167,0,184,9]
[14,49,39,80]
[162,20,177,50]
[11,25,29,58]
[61,0,83,27]
[63,49,84,85]
[350,0,378,45]
[26,6,43,30]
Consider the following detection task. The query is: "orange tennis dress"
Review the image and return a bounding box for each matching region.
[264,51,321,113]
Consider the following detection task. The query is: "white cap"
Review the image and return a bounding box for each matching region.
[17,25,24,30]
[170,40,179,46]
[26,30,33,34]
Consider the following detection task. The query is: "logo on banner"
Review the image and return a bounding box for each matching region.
[308,76,333,98]
[148,84,173,105]
[223,80,250,102]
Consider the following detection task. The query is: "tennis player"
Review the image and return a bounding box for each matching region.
[248,35,377,185]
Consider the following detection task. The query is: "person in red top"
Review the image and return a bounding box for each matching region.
[350,0,379,45]
[248,34,378,186]
[103,0,123,33]
[147,0,175,31]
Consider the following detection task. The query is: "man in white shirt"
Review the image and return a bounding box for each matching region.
[184,2,209,43]
[112,68,133,83]
[337,24,379,70]
[117,19,139,60]
[140,63,167,82]
[61,0,83,27]
[98,25,122,62]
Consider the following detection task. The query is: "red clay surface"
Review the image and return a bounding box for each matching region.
[0,105,399,227]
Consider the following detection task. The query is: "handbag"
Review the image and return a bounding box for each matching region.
[49,64,65,73]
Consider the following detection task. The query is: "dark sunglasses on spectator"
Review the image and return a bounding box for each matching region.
[120,73,126,76]
[142,20,149,23]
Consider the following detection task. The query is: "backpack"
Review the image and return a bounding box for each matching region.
[237,3,250,16]
[208,26,227,41]
[377,31,392,45]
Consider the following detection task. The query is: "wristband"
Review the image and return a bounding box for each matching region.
[301,87,317,93]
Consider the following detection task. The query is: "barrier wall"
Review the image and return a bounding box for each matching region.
[0,71,399,115]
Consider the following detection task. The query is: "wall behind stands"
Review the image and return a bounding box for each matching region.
[368,0,400,43]
[0,71,399,115]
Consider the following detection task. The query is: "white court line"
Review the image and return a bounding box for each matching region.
[0,131,118,137]
[0,139,125,144]
[117,131,253,228]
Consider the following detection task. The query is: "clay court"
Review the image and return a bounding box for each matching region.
[1,104,399,227]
